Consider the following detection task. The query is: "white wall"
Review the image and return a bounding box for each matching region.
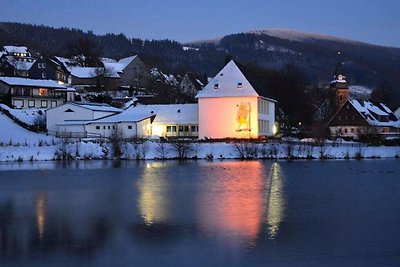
[47,104,94,132]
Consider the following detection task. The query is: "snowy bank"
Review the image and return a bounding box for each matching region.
[0,139,399,162]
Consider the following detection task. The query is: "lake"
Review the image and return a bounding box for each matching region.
[0,159,399,266]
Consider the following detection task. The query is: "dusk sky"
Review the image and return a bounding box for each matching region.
[2,0,400,47]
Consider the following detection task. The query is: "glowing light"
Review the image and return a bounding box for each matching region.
[273,123,278,135]
[151,124,164,137]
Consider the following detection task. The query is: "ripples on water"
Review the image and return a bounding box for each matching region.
[0,160,399,266]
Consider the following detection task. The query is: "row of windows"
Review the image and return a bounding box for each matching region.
[338,115,356,121]
[258,120,269,133]
[38,63,46,69]
[166,125,198,133]
[13,99,57,108]
[95,125,133,130]
[258,99,269,114]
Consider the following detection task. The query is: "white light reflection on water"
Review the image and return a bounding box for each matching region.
[266,162,285,239]
[137,162,170,226]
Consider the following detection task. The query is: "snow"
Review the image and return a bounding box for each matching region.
[183,46,200,51]
[349,85,371,99]
[0,104,45,126]
[249,29,363,45]
[196,60,259,98]
[127,104,198,124]
[70,103,122,113]
[101,55,137,78]
[3,46,29,55]
[70,67,99,78]
[0,112,55,146]
[349,99,400,127]
[0,77,67,88]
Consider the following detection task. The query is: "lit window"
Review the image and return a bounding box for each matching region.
[41,100,47,108]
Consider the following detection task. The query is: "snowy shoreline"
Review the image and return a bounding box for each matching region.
[0,140,399,162]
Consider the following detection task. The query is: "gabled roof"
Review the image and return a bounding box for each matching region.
[72,102,122,113]
[196,60,275,100]
[0,77,66,89]
[101,55,137,78]
[329,99,400,128]
[70,67,99,78]
[6,57,36,71]
[3,46,30,55]
[183,73,207,91]
[131,104,198,124]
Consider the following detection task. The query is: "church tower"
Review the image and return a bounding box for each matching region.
[330,62,349,111]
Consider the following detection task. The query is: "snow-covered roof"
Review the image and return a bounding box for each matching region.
[134,104,198,124]
[3,46,29,55]
[74,103,122,113]
[101,55,137,78]
[11,59,35,71]
[70,67,99,78]
[196,60,275,100]
[95,103,198,124]
[349,99,400,127]
[0,77,67,89]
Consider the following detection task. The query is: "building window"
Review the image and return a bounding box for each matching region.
[184,126,189,132]
[108,126,111,129]
[103,126,106,129]
[214,83,219,89]
[128,125,133,129]
[172,126,177,132]
[237,82,243,88]
[51,101,57,108]
[167,126,171,132]
[42,73,46,79]
[339,94,343,101]
[344,128,348,133]
[191,125,197,132]
[96,126,100,130]
[41,100,47,108]
[179,126,184,132]
[28,100,35,108]
[112,126,115,129]
[351,128,354,133]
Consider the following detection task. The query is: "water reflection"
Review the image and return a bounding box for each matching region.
[36,192,47,239]
[197,161,265,246]
[266,162,285,239]
[137,162,170,225]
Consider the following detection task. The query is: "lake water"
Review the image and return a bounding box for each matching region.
[0,159,399,266]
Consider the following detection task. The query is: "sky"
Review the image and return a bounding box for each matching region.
[1,0,400,47]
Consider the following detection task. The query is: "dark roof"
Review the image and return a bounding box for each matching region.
[234,60,274,99]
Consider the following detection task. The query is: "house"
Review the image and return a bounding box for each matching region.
[101,55,152,89]
[0,46,35,77]
[196,60,276,139]
[327,63,400,139]
[48,103,198,139]
[46,102,122,133]
[0,77,75,109]
[328,99,400,139]
[179,73,208,98]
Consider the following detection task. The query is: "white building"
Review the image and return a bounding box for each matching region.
[47,103,198,139]
[46,102,122,133]
[196,60,276,139]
